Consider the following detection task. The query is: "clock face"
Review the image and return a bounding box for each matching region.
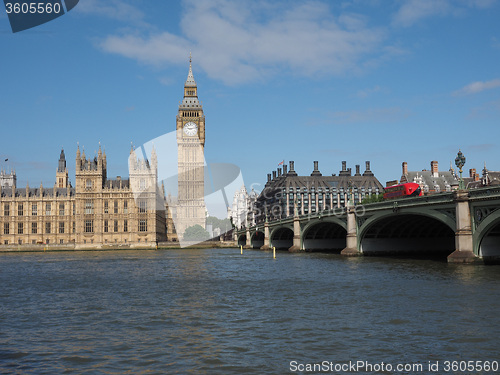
[183,121,198,136]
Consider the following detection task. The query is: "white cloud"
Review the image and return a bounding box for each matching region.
[393,0,450,27]
[75,0,147,25]
[453,79,500,96]
[466,98,500,119]
[356,85,382,98]
[392,0,497,27]
[97,0,390,85]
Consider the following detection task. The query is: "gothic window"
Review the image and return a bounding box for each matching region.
[72,222,75,233]
[73,202,75,215]
[104,201,108,214]
[18,203,23,216]
[32,222,37,234]
[59,222,64,234]
[45,203,51,216]
[124,220,128,232]
[114,220,118,232]
[85,220,93,233]
[59,203,65,216]
[4,222,9,235]
[18,222,23,234]
[140,179,146,190]
[104,220,108,233]
[124,201,128,214]
[85,200,94,214]
[46,222,51,234]
[114,200,118,214]
[4,203,9,216]
[139,219,147,232]
[86,179,92,189]
[139,199,147,213]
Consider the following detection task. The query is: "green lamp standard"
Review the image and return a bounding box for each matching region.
[347,179,354,206]
[455,149,466,190]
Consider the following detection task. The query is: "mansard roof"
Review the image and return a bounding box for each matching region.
[402,170,458,191]
[260,161,384,199]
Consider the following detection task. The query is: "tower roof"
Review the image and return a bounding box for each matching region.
[185,53,197,87]
[58,148,67,173]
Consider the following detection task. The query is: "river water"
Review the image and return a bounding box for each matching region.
[0,249,499,374]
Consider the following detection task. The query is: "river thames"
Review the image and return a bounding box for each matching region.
[0,249,499,374]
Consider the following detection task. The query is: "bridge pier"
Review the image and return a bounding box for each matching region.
[244,227,251,249]
[288,214,301,252]
[448,190,478,263]
[341,205,360,257]
[260,220,270,250]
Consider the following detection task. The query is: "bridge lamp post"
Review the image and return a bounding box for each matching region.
[455,149,466,190]
[347,180,354,206]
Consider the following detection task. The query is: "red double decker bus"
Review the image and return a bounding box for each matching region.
[383,182,422,200]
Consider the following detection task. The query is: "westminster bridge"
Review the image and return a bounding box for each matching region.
[235,186,500,263]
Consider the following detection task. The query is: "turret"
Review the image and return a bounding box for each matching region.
[76,143,81,171]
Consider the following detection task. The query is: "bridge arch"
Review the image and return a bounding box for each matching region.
[237,234,246,247]
[302,218,347,252]
[270,225,294,250]
[251,230,265,249]
[359,211,455,257]
[475,210,500,262]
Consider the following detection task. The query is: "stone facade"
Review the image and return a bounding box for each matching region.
[175,57,206,237]
[0,145,167,247]
[228,185,249,229]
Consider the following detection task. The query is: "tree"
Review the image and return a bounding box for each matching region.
[361,194,385,204]
[206,216,232,234]
[183,224,210,241]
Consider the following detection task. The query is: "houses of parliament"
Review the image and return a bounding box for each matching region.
[0,59,207,248]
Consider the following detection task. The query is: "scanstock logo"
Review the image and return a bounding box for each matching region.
[4,0,79,33]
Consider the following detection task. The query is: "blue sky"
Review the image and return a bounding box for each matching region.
[1,0,500,195]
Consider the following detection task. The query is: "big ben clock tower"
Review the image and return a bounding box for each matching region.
[176,55,206,237]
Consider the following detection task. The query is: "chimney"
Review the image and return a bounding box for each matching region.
[272,171,277,180]
[267,173,271,182]
[277,168,282,177]
[355,165,361,176]
[311,161,322,176]
[431,161,438,177]
[342,161,347,171]
[283,164,287,174]
[288,161,297,176]
[470,168,479,181]
[363,161,374,176]
[402,162,408,176]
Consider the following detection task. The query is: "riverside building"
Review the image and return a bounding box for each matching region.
[0,146,167,248]
[252,160,384,225]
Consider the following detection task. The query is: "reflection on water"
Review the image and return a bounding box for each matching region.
[0,249,499,374]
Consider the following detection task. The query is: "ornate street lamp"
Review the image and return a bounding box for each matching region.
[347,179,354,206]
[455,149,466,190]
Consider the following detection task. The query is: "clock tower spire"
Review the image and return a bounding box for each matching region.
[176,55,206,238]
